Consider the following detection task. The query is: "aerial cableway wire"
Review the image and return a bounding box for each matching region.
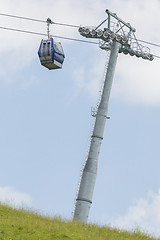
[0,26,99,44]
[0,26,47,36]
[1,12,160,48]
[0,12,79,28]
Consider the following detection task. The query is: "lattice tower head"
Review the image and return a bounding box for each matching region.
[78,10,154,61]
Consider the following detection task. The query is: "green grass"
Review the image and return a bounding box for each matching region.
[0,204,159,240]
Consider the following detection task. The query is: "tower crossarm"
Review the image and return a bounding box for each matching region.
[106,9,136,32]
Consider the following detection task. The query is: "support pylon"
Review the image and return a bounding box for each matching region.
[73,40,121,222]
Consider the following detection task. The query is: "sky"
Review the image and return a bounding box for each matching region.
[0,0,160,238]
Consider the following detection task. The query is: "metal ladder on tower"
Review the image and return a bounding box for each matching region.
[91,49,111,118]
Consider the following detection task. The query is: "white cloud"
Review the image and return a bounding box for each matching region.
[109,0,160,106]
[112,189,160,238]
[72,51,107,101]
[112,56,160,105]
[0,186,32,208]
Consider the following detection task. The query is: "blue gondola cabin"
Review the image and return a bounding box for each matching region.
[38,37,65,70]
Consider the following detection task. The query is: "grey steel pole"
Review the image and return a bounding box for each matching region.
[73,40,121,223]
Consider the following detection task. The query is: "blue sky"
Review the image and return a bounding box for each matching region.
[0,0,160,238]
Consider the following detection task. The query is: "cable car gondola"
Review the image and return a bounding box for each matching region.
[38,37,65,70]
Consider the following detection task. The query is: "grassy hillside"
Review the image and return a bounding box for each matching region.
[0,204,158,240]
